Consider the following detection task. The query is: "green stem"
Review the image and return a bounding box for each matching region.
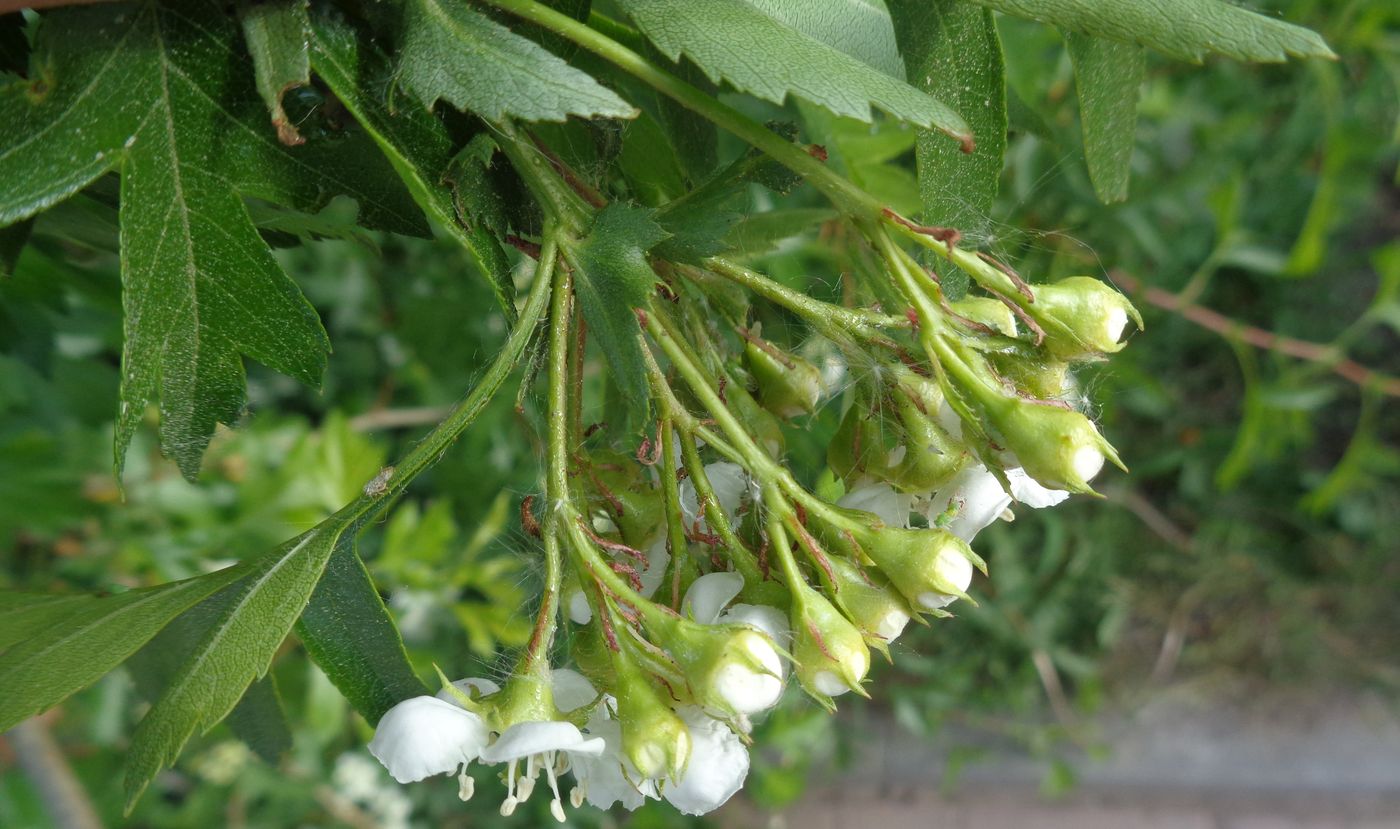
[343,242,554,533]
[493,121,592,233]
[479,0,878,216]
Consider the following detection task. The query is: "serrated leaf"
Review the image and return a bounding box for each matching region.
[223,675,293,764]
[123,510,357,809]
[571,203,669,405]
[400,0,636,122]
[0,0,430,478]
[888,0,1006,239]
[296,545,430,725]
[0,566,247,732]
[309,10,516,322]
[967,0,1334,63]
[614,0,970,144]
[1066,31,1144,203]
[746,0,905,78]
[240,0,311,146]
[445,134,510,237]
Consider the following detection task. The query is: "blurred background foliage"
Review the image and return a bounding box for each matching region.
[2,0,1398,825]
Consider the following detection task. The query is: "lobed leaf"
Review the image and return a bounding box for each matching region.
[967,0,1334,63]
[239,0,312,145]
[399,0,636,122]
[309,10,517,322]
[1066,32,1145,203]
[296,545,430,725]
[888,0,1006,239]
[570,203,670,406]
[614,0,970,144]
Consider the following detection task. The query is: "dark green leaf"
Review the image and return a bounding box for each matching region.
[224,675,294,764]
[617,112,688,206]
[296,545,430,725]
[725,207,838,256]
[309,10,517,322]
[571,203,670,405]
[240,0,312,146]
[0,566,247,733]
[399,0,636,121]
[614,0,970,144]
[445,134,510,237]
[124,510,358,809]
[889,0,1006,239]
[0,217,32,277]
[967,0,1334,63]
[1066,32,1144,203]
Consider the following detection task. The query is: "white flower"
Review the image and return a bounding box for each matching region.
[664,706,750,815]
[679,462,757,534]
[368,695,490,784]
[574,702,748,816]
[923,465,1012,542]
[838,481,912,529]
[479,720,605,820]
[1006,467,1070,508]
[682,572,787,715]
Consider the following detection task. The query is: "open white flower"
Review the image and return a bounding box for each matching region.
[368,695,490,784]
[480,720,604,820]
[838,482,912,529]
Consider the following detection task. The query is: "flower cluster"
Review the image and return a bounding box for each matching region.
[363,198,1137,818]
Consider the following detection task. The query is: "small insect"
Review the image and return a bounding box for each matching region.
[363,466,395,497]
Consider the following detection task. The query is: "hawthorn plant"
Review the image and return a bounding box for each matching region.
[0,0,1331,819]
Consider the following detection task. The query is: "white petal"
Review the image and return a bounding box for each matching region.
[635,537,671,599]
[917,548,975,610]
[551,668,598,714]
[1105,305,1129,344]
[679,462,751,533]
[572,719,653,811]
[567,588,593,624]
[926,465,1012,542]
[1006,467,1070,508]
[683,571,745,624]
[369,696,489,783]
[479,721,605,764]
[664,708,749,816]
[838,482,909,529]
[814,670,851,696]
[874,607,911,642]
[435,677,500,706]
[1073,445,1105,483]
[719,604,791,650]
[935,400,964,441]
[712,630,784,714]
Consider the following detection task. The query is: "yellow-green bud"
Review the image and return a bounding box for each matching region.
[983,396,1123,492]
[744,337,823,419]
[791,585,870,702]
[613,657,691,780]
[855,526,979,611]
[1029,276,1141,361]
[949,296,1018,336]
[992,354,1072,402]
[660,617,785,716]
[825,556,915,644]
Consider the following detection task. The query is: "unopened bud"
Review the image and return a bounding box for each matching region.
[949,296,1017,336]
[744,336,823,419]
[1029,277,1141,361]
[826,556,914,644]
[983,396,1123,492]
[612,658,691,780]
[662,616,785,716]
[791,586,870,702]
[855,525,980,611]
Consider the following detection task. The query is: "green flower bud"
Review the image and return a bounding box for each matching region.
[825,556,915,645]
[729,381,786,457]
[744,336,823,419]
[612,657,691,780]
[657,616,785,717]
[586,451,665,546]
[982,395,1124,493]
[790,585,870,703]
[853,525,979,612]
[992,353,1071,402]
[828,377,966,493]
[1029,276,1141,361]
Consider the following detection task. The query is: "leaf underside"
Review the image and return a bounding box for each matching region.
[1066,31,1145,203]
[968,0,1335,63]
[614,0,970,144]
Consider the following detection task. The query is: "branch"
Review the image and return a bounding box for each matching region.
[1114,271,1400,398]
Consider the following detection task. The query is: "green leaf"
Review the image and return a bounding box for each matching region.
[967,0,1334,63]
[0,1,432,477]
[309,10,517,322]
[296,544,430,726]
[239,0,312,146]
[128,579,293,764]
[1066,32,1144,203]
[614,0,970,144]
[399,0,636,122]
[571,203,670,405]
[0,217,32,277]
[0,566,247,733]
[617,112,688,206]
[888,0,1006,238]
[725,207,838,256]
[123,510,357,809]
[745,0,905,78]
